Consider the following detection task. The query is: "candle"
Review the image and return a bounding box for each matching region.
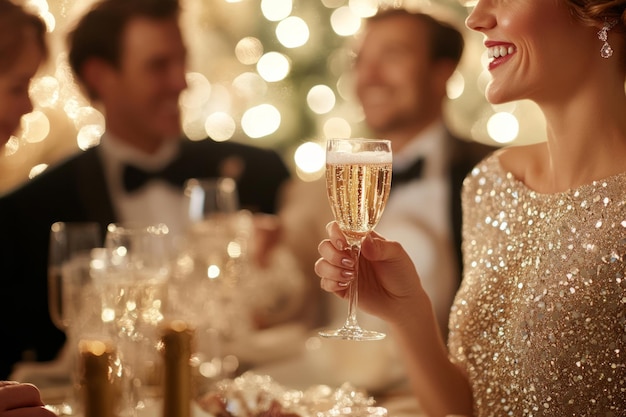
[161,320,195,417]
[78,339,118,417]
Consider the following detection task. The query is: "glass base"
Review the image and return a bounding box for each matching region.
[318,326,386,341]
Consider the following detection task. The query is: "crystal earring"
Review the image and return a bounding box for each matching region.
[598,20,617,59]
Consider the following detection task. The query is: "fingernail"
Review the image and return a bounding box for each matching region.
[341,258,354,267]
[338,281,350,287]
[341,270,354,278]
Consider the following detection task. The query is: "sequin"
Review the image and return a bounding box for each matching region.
[448,154,626,416]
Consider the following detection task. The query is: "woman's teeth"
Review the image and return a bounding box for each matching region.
[488,45,515,59]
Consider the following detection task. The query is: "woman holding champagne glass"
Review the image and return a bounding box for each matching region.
[315,0,626,416]
[319,138,392,341]
[0,0,56,415]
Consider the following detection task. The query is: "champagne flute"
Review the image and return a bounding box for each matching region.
[319,138,392,341]
[47,221,102,416]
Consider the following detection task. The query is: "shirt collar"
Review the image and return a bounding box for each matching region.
[393,121,447,175]
[99,132,181,171]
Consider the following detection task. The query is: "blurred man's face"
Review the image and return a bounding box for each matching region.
[101,17,188,152]
[354,15,441,139]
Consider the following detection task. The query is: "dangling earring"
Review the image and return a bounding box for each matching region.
[598,20,617,59]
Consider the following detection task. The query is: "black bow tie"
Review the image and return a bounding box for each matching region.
[392,157,425,187]
[122,161,189,192]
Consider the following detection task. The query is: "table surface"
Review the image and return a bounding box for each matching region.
[21,323,426,417]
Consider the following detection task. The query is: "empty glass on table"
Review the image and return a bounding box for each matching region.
[102,222,173,416]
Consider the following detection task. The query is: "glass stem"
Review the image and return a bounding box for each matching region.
[344,243,362,330]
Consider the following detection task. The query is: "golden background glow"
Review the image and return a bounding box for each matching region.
[0,0,547,193]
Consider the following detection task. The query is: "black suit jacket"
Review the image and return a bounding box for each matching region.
[0,137,290,379]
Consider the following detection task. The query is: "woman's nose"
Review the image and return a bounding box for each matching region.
[465,0,496,33]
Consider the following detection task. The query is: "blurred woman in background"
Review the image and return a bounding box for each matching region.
[0,0,55,415]
[0,0,47,147]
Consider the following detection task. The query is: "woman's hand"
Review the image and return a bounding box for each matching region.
[0,381,57,417]
[315,221,425,323]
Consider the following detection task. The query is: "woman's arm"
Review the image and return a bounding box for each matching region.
[315,222,473,417]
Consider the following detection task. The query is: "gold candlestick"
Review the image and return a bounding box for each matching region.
[161,320,195,417]
[78,339,118,417]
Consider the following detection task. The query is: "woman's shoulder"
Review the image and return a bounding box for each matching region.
[463,142,546,195]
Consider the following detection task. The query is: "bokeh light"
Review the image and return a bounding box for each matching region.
[77,125,104,150]
[487,112,519,144]
[294,141,325,174]
[256,52,291,82]
[205,112,237,142]
[232,72,268,99]
[307,85,336,114]
[330,6,362,37]
[348,0,378,18]
[21,111,50,144]
[261,0,292,21]
[180,72,212,109]
[1,0,530,195]
[29,163,48,179]
[323,117,352,139]
[235,37,264,65]
[447,70,465,100]
[241,104,281,138]
[30,76,60,108]
[276,16,310,48]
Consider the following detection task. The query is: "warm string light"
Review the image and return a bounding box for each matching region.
[1,0,544,194]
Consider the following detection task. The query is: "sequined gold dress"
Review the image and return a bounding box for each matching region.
[448,154,626,416]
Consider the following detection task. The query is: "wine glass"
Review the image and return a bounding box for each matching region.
[48,221,102,332]
[184,177,239,224]
[178,178,251,387]
[47,221,102,416]
[319,138,392,341]
[102,222,172,415]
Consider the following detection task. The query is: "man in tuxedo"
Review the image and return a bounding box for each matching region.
[281,8,495,338]
[0,0,290,379]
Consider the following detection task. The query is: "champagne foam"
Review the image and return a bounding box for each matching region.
[326,150,392,164]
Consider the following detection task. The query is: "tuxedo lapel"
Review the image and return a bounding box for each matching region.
[76,147,117,227]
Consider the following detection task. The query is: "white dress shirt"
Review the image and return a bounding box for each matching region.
[329,122,458,337]
[99,134,188,237]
